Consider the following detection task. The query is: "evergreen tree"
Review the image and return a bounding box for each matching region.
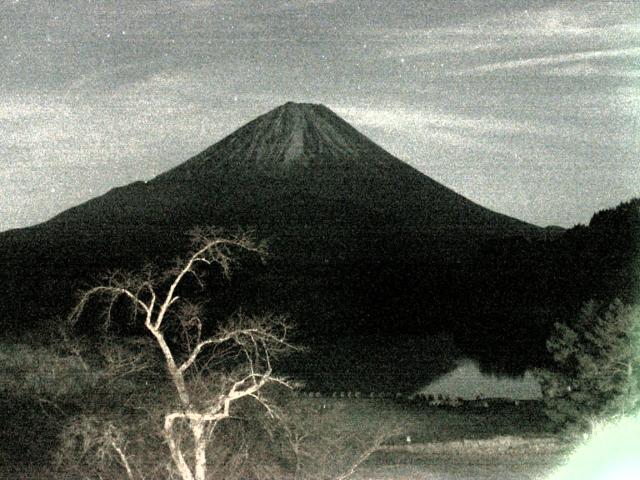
[537,299,640,431]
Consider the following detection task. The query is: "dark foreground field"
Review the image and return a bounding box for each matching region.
[0,395,571,480]
[313,399,569,480]
[358,434,567,480]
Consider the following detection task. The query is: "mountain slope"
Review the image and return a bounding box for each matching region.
[37,102,536,261]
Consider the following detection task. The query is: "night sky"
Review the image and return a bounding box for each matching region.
[2,0,639,232]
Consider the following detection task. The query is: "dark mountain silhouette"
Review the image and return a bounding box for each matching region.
[33,102,536,255]
[1,102,548,390]
[458,198,640,376]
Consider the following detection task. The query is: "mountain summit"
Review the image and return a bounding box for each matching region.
[159,102,394,179]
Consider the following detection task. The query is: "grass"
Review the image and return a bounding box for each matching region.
[302,398,553,443]
[0,397,568,479]
[0,340,568,479]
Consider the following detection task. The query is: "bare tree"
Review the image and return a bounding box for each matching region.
[69,227,295,480]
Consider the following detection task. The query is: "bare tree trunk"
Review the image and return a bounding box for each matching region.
[165,416,195,480]
[147,324,191,406]
[192,420,207,480]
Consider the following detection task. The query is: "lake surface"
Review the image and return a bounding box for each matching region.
[419,358,542,400]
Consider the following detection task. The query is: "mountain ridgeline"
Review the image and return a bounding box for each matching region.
[1,102,636,391]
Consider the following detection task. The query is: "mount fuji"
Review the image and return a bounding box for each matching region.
[0,102,543,389]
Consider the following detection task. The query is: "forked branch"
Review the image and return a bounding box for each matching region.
[67,228,291,480]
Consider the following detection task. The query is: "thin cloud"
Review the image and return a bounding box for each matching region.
[332,105,551,162]
[179,0,336,11]
[546,62,640,78]
[459,47,640,75]
[335,105,539,137]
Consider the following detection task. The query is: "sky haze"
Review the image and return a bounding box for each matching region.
[2,0,638,231]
